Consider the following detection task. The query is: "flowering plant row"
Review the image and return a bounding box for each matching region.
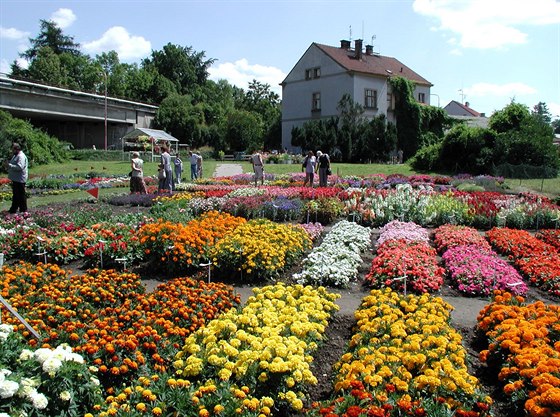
[343,184,560,229]
[535,229,560,251]
[93,283,340,417]
[365,221,444,294]
[432,224,491,253]
[210,219,312,282]
[308,288,492,417]
[477,291,560,417]
[486,228,560,296]
[293,220,372,287]
[433,225,527,297]
[0,262,240,393]
[0,324,103,417]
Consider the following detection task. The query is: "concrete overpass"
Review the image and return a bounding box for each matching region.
[0,75,158,149]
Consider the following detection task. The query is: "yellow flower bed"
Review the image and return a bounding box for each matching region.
[175,283,340,412]
[210,219,312,281]
[324,288,492,416]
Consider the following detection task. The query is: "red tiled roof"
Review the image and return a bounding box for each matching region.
[446,100,481,117]
[314,43,432,86]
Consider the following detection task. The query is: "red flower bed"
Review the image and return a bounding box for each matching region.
[365,239,444,293]
[486,227,560,296]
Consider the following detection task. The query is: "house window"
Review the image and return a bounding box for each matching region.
[365,89,377,109]
[312,92,321,111]
[418,93,425,103]
[305,67,321,80]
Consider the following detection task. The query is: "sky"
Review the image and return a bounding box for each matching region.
[1,0,560,118]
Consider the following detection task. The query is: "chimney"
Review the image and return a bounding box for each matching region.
[365,44,373,55]
[340,39,351,49]
[354,39,363,60]
[465,101,470,107]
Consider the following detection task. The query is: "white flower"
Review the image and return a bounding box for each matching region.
[42,357,63,374]
[60,390,71,401]
[29,390,48,409]
[0,324,13,340]
[0,379,19,398]
[17,377,38,397]
[33,348,52,364]
[19,349,34,361]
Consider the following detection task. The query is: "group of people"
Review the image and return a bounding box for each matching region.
[130,145,204,195]
[301,150,331,187]
[250,149,331,188]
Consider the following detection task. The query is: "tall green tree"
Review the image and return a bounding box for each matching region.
[389,77,422,160]
[22,19,81,60]
[142,43,215,96]
[337,93,366,161]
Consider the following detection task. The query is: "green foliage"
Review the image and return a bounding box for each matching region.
[389,77,422,159]
[224,109,264,152]
[440,124,497,174]
[302,197,345,225]
[0,110,69,167]
[409,142,442,171]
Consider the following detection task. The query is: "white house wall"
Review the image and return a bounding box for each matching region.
[281,44,431,153]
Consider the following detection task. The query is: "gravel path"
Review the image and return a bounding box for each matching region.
[213,163,244,177]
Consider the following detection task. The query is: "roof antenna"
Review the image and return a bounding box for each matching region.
[349,25,352,42]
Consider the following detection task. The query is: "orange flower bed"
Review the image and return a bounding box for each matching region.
[1,262,240,391]
[138,210,246,273]
[477,291,560,417]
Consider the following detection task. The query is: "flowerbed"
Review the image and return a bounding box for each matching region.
[434,225,527,297]
[210,219,312,282]
[365,221,444,293]
[486,228,560,296]
[293,220,372,287]
[0,262,240,391]
[93,283,340,416]
[0,324,103,416]
[477,291,560,417]
[308,288,492,417]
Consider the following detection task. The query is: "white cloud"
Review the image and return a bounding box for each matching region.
[208,58,286,96]
[82,27,151,61]
[464,82,537,98]
[548,102,560,118]
[413,0,560,49]
[50,8,76,29]
[0,26,29,41]
[0,59,10,74]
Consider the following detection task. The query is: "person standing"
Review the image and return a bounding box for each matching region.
[130,152,147,194]
[251,150,264,186]
[174,153,183,184]
[5,143,28,213]
[302,150,316,187]
[160,144,173,192]
[189,151,200,180]
[316,150,331,187]
[197,154,203,179]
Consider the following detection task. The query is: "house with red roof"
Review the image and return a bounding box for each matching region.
[280,39,433,152]
[443,100,489,128]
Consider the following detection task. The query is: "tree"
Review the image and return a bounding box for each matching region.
[21,19,81,61]
[532,102,552,125]
[142,43,215,97]
[337,93,366,161]
[153,94,207,147]
[488,101,530,133]
[439,124,496,174]
[389,76,422,160]
[224,109,264,152]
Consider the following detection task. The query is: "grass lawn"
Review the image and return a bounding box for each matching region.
[0,158,554,211]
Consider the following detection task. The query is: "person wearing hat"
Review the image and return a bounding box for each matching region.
[130,151,147,194]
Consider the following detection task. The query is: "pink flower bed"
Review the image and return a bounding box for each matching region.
[442,245,527,296]
[376,220,430,246]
